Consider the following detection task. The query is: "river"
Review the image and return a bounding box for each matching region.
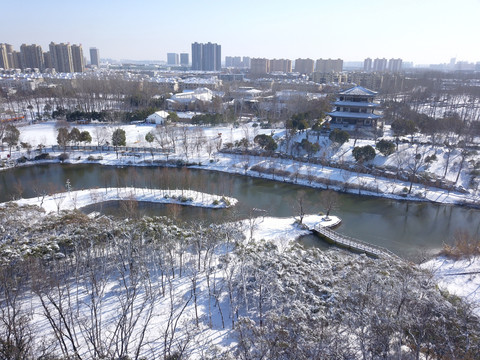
[1,163,479,259]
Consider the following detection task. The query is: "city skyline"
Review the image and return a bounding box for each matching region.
[1,0,479,65]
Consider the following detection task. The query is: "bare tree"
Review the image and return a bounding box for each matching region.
[0,265,33,359]
[180,125,191,161]
[407,145,427,194]
[319,189,339,219]
[294,190,308,224]
[93,126,109,147]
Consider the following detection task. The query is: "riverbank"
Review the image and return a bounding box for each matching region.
[3,146,478,209]
[2,121,480,208]
[6,187,238,214]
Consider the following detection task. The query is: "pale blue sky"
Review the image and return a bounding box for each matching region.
[2,0,479,64]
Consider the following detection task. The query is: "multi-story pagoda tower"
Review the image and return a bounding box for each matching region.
[326,86,382,132]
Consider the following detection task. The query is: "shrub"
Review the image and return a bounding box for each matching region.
[254,134,277,151]
[376,139,396,156]
[34,153,51,161]
[17,156,28,163]
[58,153,70,163]
[440,231,480,259]
[352,145,376,162]
[425,154,437,163]
[329,129,350,145]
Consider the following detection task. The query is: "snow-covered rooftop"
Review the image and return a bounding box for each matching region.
[339,86,377,96]
[326,111,382,119]
[333,100,380,108]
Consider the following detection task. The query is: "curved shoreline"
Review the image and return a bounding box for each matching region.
[6,187,238,214]
[1,149,479,209]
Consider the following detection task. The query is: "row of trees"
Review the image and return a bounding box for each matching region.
[56,127,92,150]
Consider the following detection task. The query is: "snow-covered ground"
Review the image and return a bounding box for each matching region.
[2,120,480,337]
[8,187,237,214]
[422,256,480,313]
[240,214,341,250]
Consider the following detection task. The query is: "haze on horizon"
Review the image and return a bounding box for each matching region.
[2,0,479,65]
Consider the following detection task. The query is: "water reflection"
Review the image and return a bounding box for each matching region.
[1,163,480,259]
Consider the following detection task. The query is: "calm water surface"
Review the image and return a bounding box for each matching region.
[1,163,479,259]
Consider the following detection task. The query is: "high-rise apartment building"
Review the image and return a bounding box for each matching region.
[191,42,221,71]
[48,42,85,73]
[90,47,100,67]
[49,42,73,73]
[363,58,372,72]
[387,58,402,73]
[250,58,270,75]
[0,43,10,69]
[20,44,45,70]
[203,42,221,71]
[294,58,314,74]
[71,44,85,72]
[180,53,189,66]
[191,42,203,70]
[9,51,21,69]
[44,52,53,69]
[270,59,292,73]
[243,57,251,68]
[315,58,343,73]
[373,58,387,72]
[0,43,14,69]
[167,53,179,65]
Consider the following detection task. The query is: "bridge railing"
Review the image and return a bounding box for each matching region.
[314,224,400,259]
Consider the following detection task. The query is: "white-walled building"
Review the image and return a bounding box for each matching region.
[146,110,169,125]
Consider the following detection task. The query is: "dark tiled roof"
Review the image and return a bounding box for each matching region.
[338,86,377,96]
[326,111,382,119]
[333,100,380,108]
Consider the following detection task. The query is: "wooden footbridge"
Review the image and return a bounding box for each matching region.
[312,224,400,260]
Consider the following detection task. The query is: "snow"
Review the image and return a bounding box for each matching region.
[1,202,344,358]
[421,256,480,313]
[241,214,341,249]
[3,120,480,337]
[8,187,238,214]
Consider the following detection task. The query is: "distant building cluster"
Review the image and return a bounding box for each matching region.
[167,52,189,66]
[191,42,221,71]
[225,56,250,69]
[0,42,100,73]
[363,58,403,73]
[248,57,343,75]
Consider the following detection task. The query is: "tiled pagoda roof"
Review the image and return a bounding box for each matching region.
[326,111,382,119]
[338,86,377,96]
[333,100,380,108]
